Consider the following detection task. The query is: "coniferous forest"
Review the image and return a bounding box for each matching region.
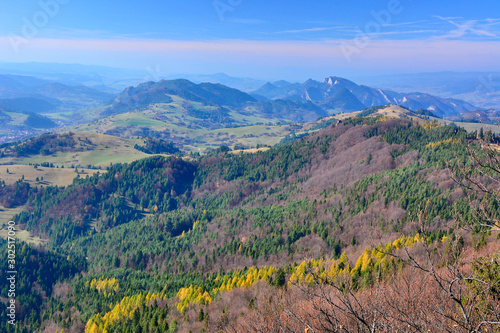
[1,116,500,333]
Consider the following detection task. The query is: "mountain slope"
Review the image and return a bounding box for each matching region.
[13,117,474,249]
[450,108,500,123]
[0,74,53,98]
[87,79,328,147]
[0,97,60,113]
[250,99,328,122]
[164,72,267,91]
[359,71,500,110]
[320,87,366,111]
[111,79,256,110]
[2,116,500,332]
[253,76,479,116]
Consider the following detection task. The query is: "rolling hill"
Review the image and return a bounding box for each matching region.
[104,79,326,122]
[1,74,488,147]
[56,104,500,156]
[449,108,500,123]
[0,131,162,168]
[61,79,328,151]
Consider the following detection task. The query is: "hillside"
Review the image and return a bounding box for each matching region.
[336,104,500,134]
[1,115,499,332]
[0,97,60,113]
[0,132,164,167]
[103,79,327,122]
[321,87,367,112]
[63,80,328,151]
[106,79,256,115]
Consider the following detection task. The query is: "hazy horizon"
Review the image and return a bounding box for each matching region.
[2,60,500,85]
[1,1,499,81]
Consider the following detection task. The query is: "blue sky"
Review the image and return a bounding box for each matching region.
[1,0,499,80]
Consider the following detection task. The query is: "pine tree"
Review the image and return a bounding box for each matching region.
[198,308,205,322]
[274,268,286,287]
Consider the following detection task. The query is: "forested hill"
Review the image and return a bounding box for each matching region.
[2,116,500,332]
[101,78,328,124]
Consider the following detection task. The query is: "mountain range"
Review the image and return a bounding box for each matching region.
[2,62,497,111]
[1,69,499,145]
[105,75,483,125]
[358,71,500,110]
[252,76,479,117]
[0,74,114,112]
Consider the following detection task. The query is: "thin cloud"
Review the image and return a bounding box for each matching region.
[363,30,439,37]
[43,27,156,40]
[448,20,496,37]
[275,26,352,34]
[433,16,463,21]
[2,36,499,58]
[382,20,429,27]
[433,16,499,39]
[273,19,474,41]
[225,18,267,25]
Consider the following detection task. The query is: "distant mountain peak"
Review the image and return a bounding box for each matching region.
[272,80,292,88]
[323,76,356,86]
[324,77,338,86]
[262,82,277,89]
[302,78,320,88]
[106,79,258,117]
[253,75,479,116]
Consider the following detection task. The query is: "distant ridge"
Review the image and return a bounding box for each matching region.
[104,79,327,123]
[106,79,257,116]
[253,75,479,117]
[0,74,114,110]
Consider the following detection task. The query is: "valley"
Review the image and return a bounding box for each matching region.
[0,70,499,333]
[1,106,499,332]
[3,72,499,148]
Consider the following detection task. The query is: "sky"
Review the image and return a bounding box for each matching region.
[0,0,499,81]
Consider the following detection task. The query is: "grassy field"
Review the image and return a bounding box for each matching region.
[0,206,48,245]
[0,206,24,225]
[4,111,28,126]
[0,132,153,168]
[70,109,335,153]
[73,115,292,152]
[0,165,103,186]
